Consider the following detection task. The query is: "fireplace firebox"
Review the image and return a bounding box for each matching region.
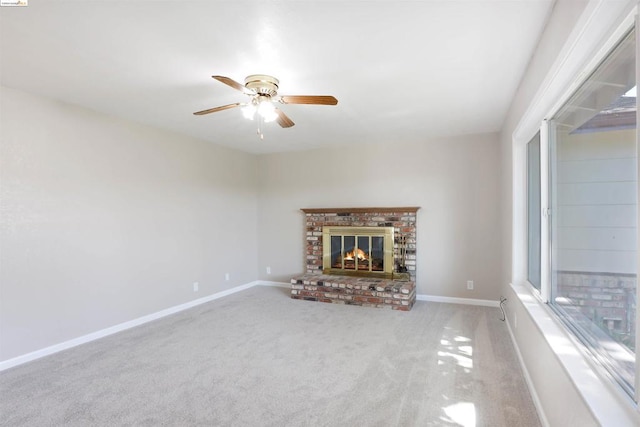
[322,226,394,278]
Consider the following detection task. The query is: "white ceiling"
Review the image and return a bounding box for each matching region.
[1,0,554,154]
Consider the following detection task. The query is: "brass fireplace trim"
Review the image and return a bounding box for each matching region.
[322,226,395,279]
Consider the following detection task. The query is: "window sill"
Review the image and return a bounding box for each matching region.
[509,282,639,426]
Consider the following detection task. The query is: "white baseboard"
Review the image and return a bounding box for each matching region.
[416,294,499,307]
[0,281,261,372]
[504,310,550,427]
[256,280,290,288]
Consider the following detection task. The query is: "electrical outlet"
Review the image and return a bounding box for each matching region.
[225,273,230,281]
[467,280,474,290]
[266,266,271,275]
[193,282,199,292]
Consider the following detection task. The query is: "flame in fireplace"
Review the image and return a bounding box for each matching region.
[344,248,368,261]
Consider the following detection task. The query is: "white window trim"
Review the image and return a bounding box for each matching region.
[513,0,640,424]
[540,120,551,303]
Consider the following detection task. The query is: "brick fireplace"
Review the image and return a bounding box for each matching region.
[291,207,419,311]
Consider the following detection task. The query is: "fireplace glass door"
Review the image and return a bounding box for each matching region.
[323,226,394,278]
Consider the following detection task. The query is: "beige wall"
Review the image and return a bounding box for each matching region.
[257,134,502,301]
[0,86,259,361]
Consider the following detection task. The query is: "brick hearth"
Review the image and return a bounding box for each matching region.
[291,274,416,311]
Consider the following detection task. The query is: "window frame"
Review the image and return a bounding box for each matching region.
[526,130,542,292]
[525,23,640,402]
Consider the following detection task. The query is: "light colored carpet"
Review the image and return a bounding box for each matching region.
[0,285,540,426]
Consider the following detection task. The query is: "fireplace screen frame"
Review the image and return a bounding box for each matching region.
[322,226,395,278]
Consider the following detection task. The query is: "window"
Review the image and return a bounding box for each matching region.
[546,29,637,395]
[527,132,542,291]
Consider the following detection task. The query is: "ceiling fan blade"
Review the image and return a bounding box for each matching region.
[279,95,338,105]
[212,76,254,95]
[193,102,242,115]
[275,108,295,128]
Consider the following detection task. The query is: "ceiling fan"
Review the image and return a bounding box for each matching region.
[193,75,338,130]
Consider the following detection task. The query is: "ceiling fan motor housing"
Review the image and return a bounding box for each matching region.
[245,74,279,97]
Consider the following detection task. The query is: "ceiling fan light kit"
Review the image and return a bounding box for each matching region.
[194,74,338,138]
